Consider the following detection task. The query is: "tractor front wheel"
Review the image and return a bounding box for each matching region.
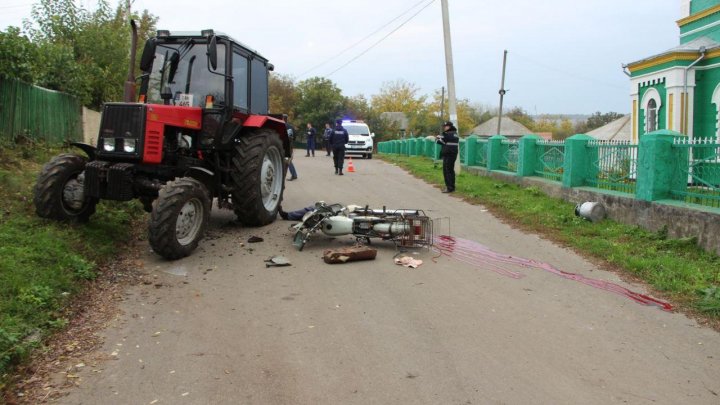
[148,178,211,260]
[33,153,98,222]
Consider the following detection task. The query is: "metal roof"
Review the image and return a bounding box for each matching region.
[159,30,268,62]
[469,117,532,137]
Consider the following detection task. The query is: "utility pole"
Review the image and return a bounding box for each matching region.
[497,50,508,135]
[441,0,457,128]
[441,0,460,172]
[440,86,445,124]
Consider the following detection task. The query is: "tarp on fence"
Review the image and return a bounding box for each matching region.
[0,77,82,144]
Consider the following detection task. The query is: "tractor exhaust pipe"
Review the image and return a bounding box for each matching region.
[124,19,138,102]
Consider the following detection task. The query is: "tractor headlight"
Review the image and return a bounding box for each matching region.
[103,138,116,152]
[123,138,136,153]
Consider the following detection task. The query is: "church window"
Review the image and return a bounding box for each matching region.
[646,99,657,132]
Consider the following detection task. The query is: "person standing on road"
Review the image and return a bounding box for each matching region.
[323,122,333,156]
[283,115,298,181]
[305,123,317,157]
[330,119,349,175]
[436,121,459,193]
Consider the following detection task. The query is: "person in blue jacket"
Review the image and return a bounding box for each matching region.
[329,119,349,175]
[436,121,459,193]
[283,115,298,181]
[305,123,317,157]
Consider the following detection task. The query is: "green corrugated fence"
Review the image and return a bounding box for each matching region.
[0,78,82,144]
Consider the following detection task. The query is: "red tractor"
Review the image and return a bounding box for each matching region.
[33,28,291,259]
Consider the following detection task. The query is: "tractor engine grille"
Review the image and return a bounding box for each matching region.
[97,103,146,158]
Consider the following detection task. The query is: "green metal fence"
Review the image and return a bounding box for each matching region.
[499,139,519,173]
[459,138,466,164]
[376,131,720,212]
[534,140,565,182]
[586,140,638,194]
[0,78,82,144]
[671,137,720,208]
[476,139,488,167]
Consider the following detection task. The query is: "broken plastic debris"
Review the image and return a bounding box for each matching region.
[394,254,423,268]
[265,256,291,267]
[248,235,264,243]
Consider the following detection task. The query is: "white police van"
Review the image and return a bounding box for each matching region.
[342,120,374,159]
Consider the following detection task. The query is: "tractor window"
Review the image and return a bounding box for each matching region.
[146,42,226,108]
[250,58,268,114]
[232,52,249,110]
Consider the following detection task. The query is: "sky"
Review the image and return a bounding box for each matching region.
[0,0,682,114]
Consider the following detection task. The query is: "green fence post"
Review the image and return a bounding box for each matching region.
[562,134,594,187]
[413,137,422,156]
[407,138,415,156]
[487,135,507,170]
[636,130,688,201]
[465,135,478,166]
[518,134,541,177]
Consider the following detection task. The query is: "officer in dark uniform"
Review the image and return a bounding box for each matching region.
[329,119,349,175]
[436,121,459,193]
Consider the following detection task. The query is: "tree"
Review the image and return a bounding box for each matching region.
[505,107,535,130]
[0,27,38,83]
[585,111,624,131]
[4,0,157,107]
[294,77,344,131]
[371,79,426,115]
[269,73,299,119]
[557,118,575,140]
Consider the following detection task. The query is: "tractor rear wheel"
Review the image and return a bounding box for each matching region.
[148,177,211,260]
[231,129,285,226]
[33,153,97,222]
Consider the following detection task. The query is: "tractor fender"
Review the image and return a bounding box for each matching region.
[242,115,290,157]
[184,166,215,194]
[70,142,96,160]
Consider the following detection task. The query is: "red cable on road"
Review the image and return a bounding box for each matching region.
[433,235,673,312]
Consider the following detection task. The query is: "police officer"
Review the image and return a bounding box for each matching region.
[330,119,349,175]
[283,115,298,181]
[436,121,459,193]
[323,122,333,156]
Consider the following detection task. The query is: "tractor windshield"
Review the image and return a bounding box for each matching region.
[145,41,226,108]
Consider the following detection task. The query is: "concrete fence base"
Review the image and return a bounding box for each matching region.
[463,165,720,256]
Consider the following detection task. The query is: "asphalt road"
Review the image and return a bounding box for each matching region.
[57,152,720,405]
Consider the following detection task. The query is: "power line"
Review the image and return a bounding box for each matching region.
[513,51,626,90]
[298,0,430,78]
[325,0,436,78]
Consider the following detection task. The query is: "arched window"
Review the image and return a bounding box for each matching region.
[641,87,662,135]
[711,83,720,141]
[646,99,657,133]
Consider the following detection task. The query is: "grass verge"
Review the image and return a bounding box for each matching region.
[382,154,720,318]
[0,143,145,385]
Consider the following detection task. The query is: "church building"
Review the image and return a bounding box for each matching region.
[627,0,720,142]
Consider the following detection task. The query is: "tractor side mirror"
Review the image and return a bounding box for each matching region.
[207,35,218,71]
[139,38,157,72]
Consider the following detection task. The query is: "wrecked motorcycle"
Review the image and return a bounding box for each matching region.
[291,202,433,251]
